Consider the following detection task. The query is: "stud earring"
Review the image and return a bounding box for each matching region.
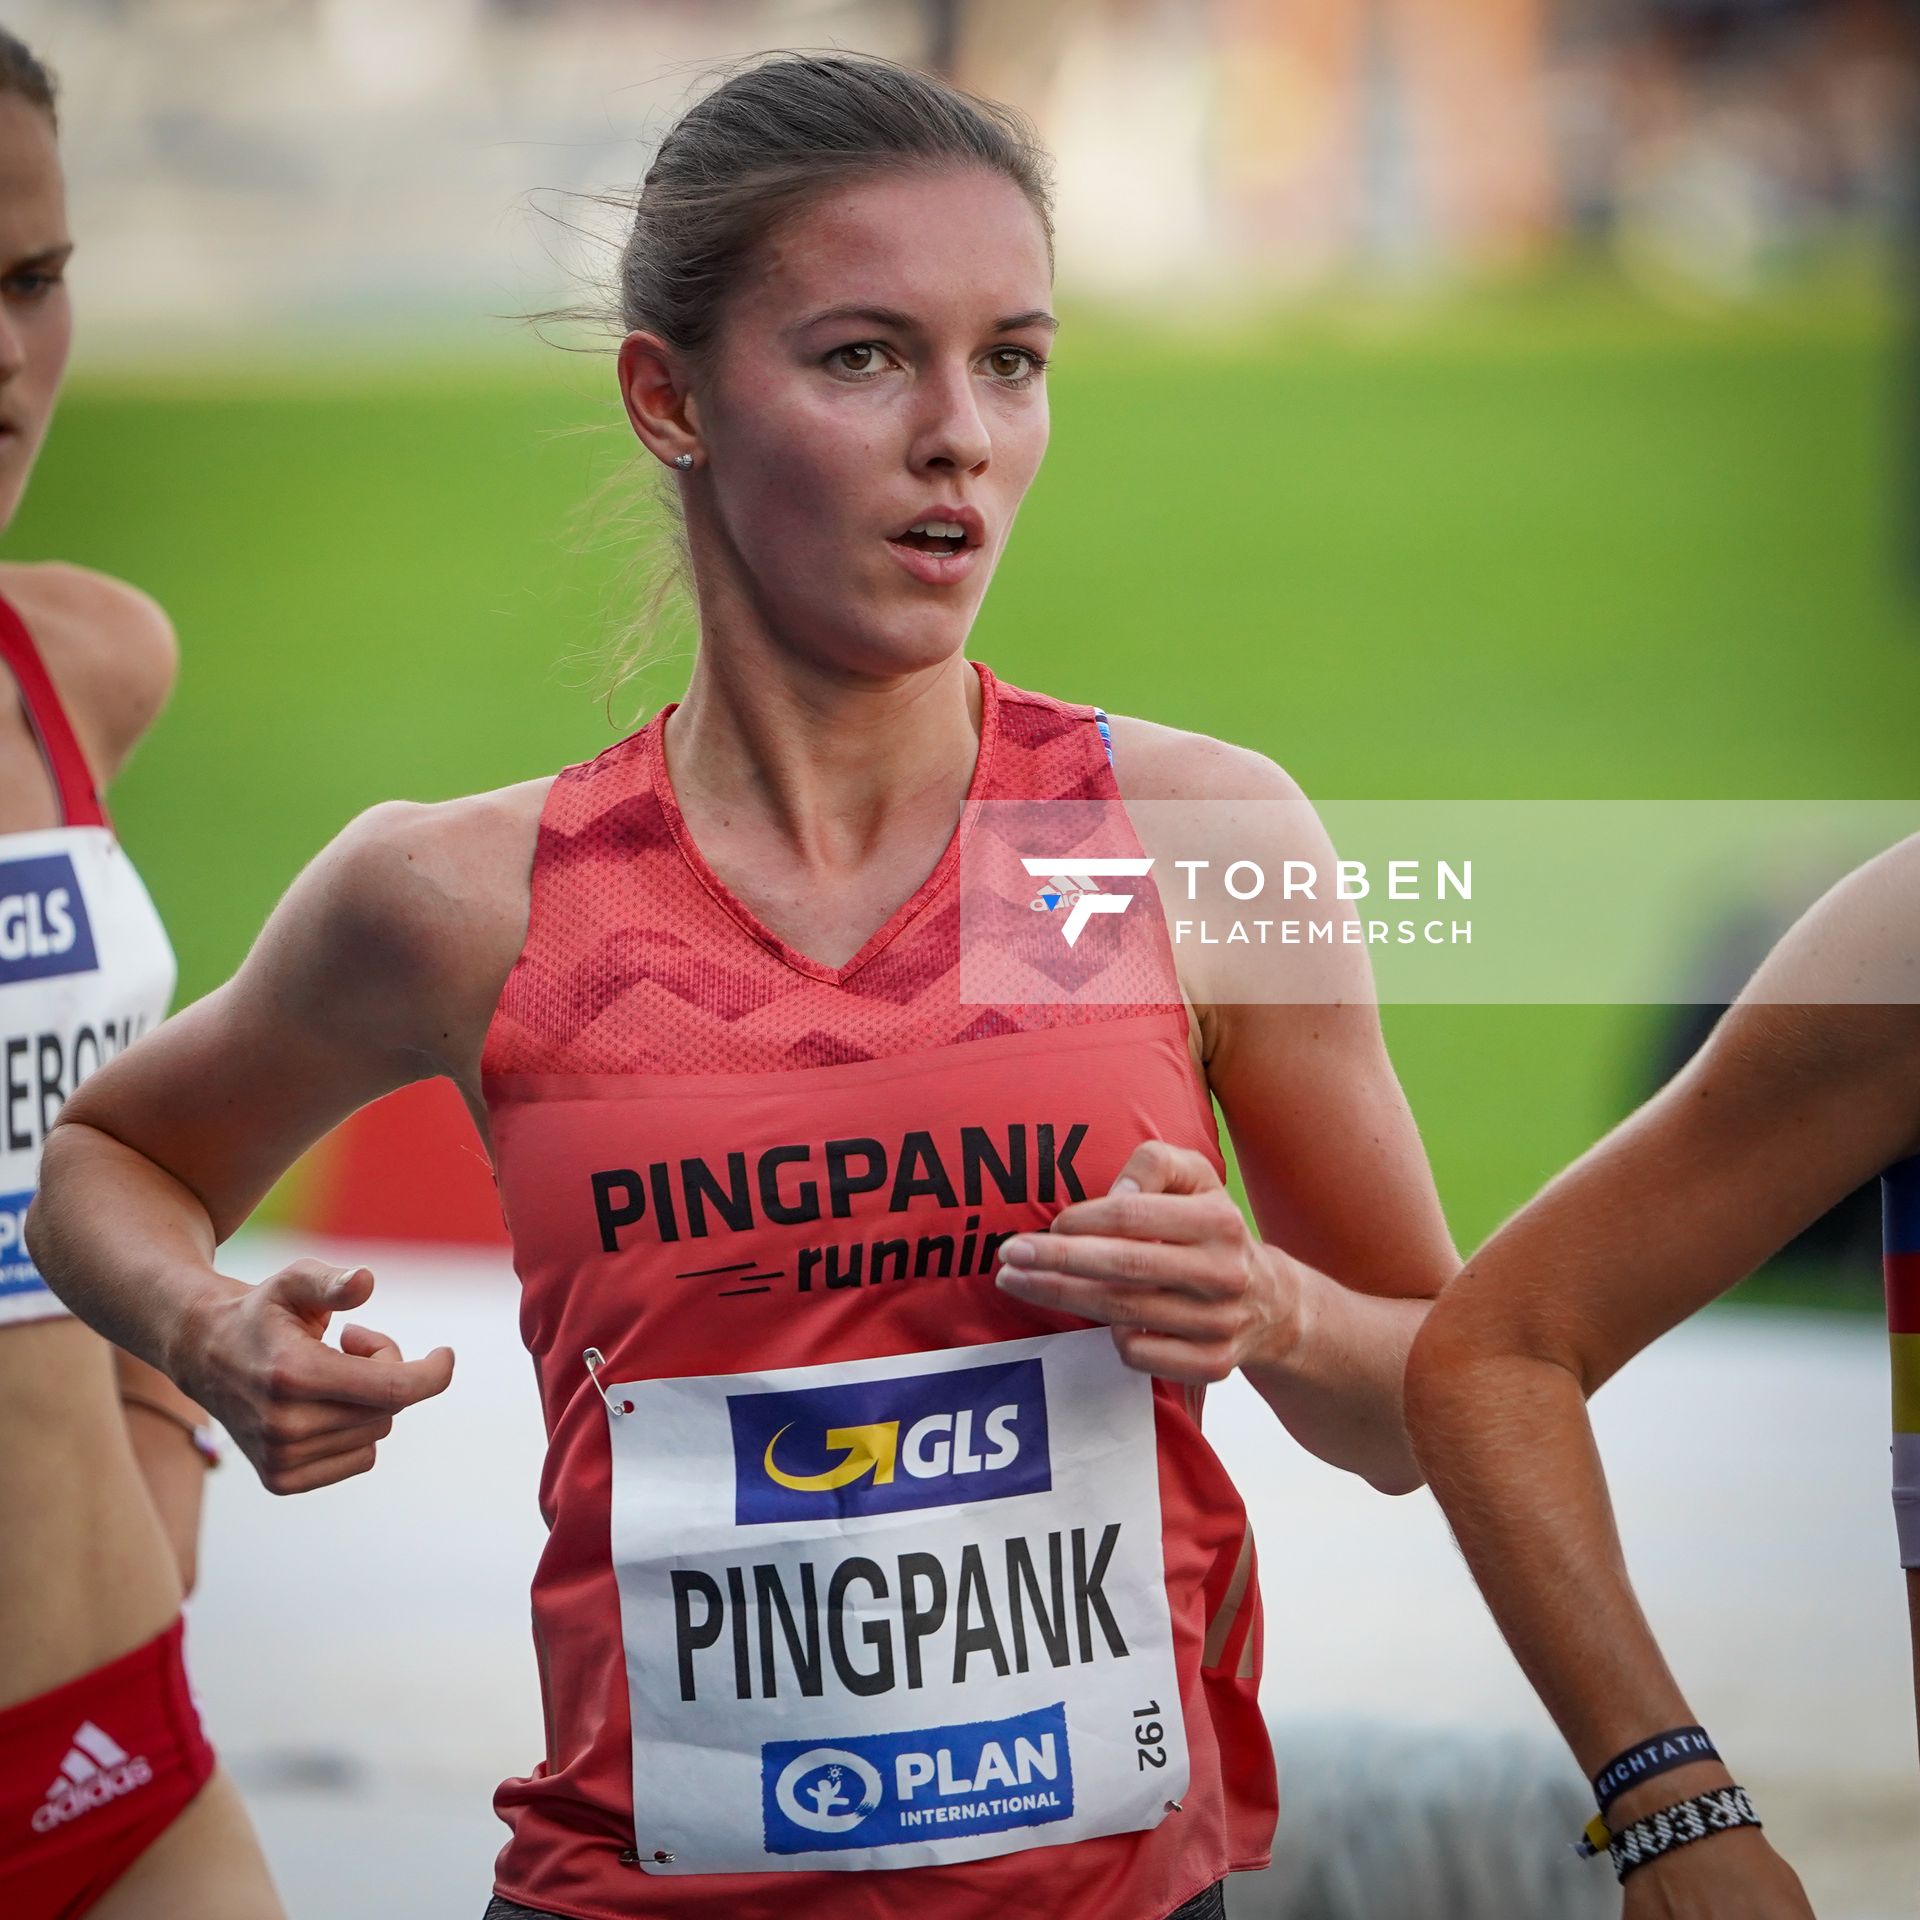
[672,452,694,470]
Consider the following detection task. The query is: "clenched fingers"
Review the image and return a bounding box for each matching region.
[262,1334,455,1414]
[997,1233,1242,1299]
[262,1444,382,1497]
[1045,1182,1249,1249]
[1107,1140,1225,1198]
[995,1269,1236,1340]
[1108,1330,1239,1386]
[255,1413,395,1476]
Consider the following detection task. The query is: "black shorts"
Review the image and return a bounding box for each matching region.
[483,1879,1228,1920]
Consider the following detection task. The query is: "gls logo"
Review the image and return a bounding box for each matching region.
[727,1356,1051,1524]
[0,854,96,985]
[1020,857,1154,947]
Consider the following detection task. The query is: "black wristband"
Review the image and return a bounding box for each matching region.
[1608,1784,1762,1883]
[1592,1725,1719,1813]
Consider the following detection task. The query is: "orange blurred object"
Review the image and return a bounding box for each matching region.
[302,1078,508,1246]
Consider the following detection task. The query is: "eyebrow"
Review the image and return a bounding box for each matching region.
[786,303,1059,338]
[2,243,72,274]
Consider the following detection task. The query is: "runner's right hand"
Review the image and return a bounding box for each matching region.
[1620,1830,1814,1919]
[182,1259,455,1494]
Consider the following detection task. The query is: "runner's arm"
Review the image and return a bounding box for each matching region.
[1403,841,1920,1902]
[1199,765,1456,1493]
[1049,720,1457,1492]
[27,796,525,1489]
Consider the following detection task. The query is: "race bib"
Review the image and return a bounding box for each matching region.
[604,1327,1189,1873]
[0,831,174,1329]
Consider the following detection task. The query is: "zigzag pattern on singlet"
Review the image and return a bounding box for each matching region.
[484,664,1183,1079]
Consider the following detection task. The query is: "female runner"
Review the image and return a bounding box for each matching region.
[1407,832,1920,1918]
[0,28,283,1920]
[27,53,1457,1920]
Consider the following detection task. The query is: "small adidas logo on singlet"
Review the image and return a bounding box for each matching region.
[31,1720,153,1832]
[1021,857,1155,947]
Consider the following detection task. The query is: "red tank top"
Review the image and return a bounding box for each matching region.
[481,661,1276,1920]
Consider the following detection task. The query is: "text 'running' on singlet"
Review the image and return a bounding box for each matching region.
[480,661,1277,1920]
[0,595,175,1329]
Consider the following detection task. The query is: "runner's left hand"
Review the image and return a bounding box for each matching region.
[993,1139,1300,1384]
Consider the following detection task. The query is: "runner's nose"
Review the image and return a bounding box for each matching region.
[912,360,991,476]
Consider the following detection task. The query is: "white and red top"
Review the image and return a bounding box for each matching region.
[481,662,1277,1920]
[0,593,176,1330]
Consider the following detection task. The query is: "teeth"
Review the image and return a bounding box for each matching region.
[907,520,966,539]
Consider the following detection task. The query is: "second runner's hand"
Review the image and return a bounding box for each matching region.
[176,1258,455,1494]
[1616,1828,1814,1918]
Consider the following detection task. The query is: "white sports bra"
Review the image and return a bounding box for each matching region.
[0,591,175,1328]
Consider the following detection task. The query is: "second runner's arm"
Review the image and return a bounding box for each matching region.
[1404,843,1920,1912]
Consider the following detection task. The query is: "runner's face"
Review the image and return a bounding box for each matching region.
[0,97,69,536]
[693,167,1053,676]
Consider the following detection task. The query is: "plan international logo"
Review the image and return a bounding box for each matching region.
[726,1356,1051,1524]
[760,1702,1074,1855]
[0,1188,42,1299]
[1021,857,1155,947]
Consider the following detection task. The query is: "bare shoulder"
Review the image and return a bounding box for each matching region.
[1101,711,1304,805]
[261,778,552,1078]
[1740,831,1920,1016]
[1100,713,1368,1044]
[301,778,550,970]
[0,561,178,776]
[1718,831,1920,1119]
[1101,709,1333,896]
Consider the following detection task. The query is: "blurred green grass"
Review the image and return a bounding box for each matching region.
[9,285,1916,1285]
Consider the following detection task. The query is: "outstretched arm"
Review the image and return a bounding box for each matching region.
[1405,838,1920,1911]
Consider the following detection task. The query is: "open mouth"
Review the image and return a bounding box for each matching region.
[892,524,969,556]
[886,506,984,556]
[884,506,985,585]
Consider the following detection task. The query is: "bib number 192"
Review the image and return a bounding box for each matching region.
[1132,1700,1166,1771]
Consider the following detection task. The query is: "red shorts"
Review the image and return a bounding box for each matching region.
[0,1616,215,1919]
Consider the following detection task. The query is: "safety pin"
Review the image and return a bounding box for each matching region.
[583,1348,632,1418]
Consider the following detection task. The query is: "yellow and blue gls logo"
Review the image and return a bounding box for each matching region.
[727,1356,1051,1523]
[0,854,96,986]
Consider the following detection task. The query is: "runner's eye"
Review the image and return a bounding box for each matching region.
[827,343,894,380]
[984,347,1047,387]
[3,269,62,302]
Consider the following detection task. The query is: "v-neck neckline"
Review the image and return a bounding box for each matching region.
[644,658,1001,988]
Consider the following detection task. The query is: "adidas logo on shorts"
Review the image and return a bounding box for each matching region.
[31,1720,153,1832]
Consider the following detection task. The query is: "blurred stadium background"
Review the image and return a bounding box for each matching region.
[3,0,1917,1914]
